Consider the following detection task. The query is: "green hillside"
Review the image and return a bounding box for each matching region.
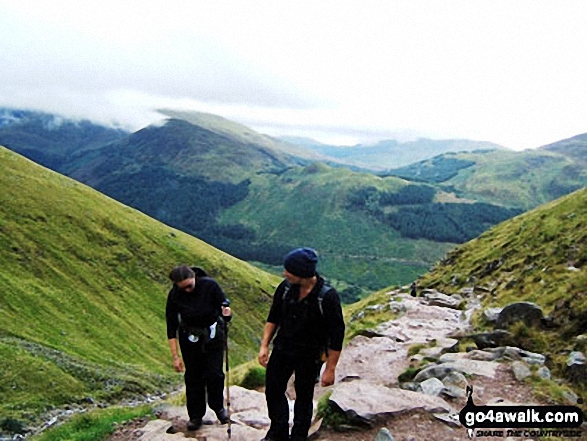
[217,163,464,296]
[0,146,279,425]
[2,108,586,302]
[158,109,323,162]
[57,119,517,298]
[417,186,587,392]
[388,143,587,210]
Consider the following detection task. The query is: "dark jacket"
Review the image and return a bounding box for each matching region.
[267,274,345,357]
[165,267,230,349]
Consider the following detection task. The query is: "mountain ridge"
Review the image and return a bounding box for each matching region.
[1,107,586,297]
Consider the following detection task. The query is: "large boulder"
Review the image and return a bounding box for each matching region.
[329,381,453,425]
[424,291,463,309]
[495,302,544,329]
[470,330,513,349]
[566,351,587,384]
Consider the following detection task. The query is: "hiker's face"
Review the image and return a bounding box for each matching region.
[283,270,302,284]
[177,278,195,292]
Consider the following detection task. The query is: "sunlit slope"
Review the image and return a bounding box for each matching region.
[0,146,278,419]
[218,163,453,292]
[419,186,586,304]
[418,186,586,381]
[390,145,587,210]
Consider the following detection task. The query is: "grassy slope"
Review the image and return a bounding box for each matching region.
[417,186,587,385]
[394,148,587,210]
[219,163,453,291]
[158,109,323,162]
[0,146,279,421]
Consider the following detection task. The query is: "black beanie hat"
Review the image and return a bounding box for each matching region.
[283,247,318,278]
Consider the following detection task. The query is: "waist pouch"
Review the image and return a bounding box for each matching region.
[181,318,225,346]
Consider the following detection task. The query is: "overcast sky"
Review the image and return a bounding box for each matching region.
[1,1,586,150]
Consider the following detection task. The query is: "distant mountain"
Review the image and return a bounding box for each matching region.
[541,132,587,162]
[159,109,329,162]
[417,186,587,401]
[2,107,585,301]
[0,146,278,426]
[0,107,128,169]
[387,145,587,210]
[281,136,505,170]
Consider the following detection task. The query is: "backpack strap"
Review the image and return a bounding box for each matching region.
[317,284,332,317]
[282,281,331,317]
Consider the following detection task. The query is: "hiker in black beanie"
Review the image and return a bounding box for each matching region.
[259,248,345,441]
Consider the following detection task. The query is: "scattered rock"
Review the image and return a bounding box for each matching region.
[483,307,502,323]
[329,382,453,425]
[373,427,395,441]
[470,330,513,349]
[413,365,454,383]
[536,366,551,380]
[495,302,544,329]
[511,361,532,381]
[419,378,445,396]
[424,292,463,309]
[566,351,587,384]
[441,371,469,390]
[433,412,461,428]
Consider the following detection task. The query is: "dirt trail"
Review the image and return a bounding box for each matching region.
[108,293,581,441]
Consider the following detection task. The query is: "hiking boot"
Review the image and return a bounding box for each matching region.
[215,408,229,424]
[186,417,202,431]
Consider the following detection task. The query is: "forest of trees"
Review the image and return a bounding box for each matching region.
[348,184,521,243]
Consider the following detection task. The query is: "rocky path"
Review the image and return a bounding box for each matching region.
[108,291,570,441]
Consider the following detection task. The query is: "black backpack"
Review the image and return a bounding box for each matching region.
[281,281,333,360]
[281,281,332,316]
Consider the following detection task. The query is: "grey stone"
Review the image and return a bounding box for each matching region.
[420,377,446,396]
[329,381,453,424]
[425,292,463,309]
[413,365,455,383]
[537,366,551,380]
[471,330,512,349]
[441,385,467,399]
[562,390,579,405]
[483,307,503,323]
[512,361,532,381]
[373,427,395,441]
[566,351,587,384]
[465,349,497,361]
[496,302,544,329]
[441,359,500,378]
[400,382,420,392]
[459,287,475,297]
[442,371,469,389]
[519,349,546,365]
[433,412,462,428]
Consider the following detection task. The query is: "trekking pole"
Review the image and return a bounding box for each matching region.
[224,321,232,439]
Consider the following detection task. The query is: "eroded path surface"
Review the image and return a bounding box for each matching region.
[109,291,572,441]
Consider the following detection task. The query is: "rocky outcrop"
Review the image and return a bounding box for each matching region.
[495,301,544,329]
[329,381,453,425]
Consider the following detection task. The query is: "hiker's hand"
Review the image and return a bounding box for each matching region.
[172,356,184,373]
[321,368,335,387]
[221,306,232,317]
[258,346,269,367]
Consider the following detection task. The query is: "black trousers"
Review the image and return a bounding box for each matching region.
[178,332,225,420]
[265,348,322,441]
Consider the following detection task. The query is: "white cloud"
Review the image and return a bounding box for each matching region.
[1,0,587,149]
